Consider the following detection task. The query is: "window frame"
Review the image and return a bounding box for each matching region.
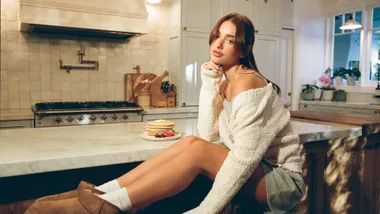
[327,3,380,93]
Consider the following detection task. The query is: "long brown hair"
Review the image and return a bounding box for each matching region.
[209,13,281,95]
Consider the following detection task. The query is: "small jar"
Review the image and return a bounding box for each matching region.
[138,90,150,107]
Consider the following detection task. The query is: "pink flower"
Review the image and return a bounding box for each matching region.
[319,75,331,85]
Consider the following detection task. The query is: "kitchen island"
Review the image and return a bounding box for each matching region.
[0,118,361,178]
[0,115,378,214]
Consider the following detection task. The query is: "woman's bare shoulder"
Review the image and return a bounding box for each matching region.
[232,69,267,98]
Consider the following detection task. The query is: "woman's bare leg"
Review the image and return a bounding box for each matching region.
[116,136,199,187]
[125,138,267,209]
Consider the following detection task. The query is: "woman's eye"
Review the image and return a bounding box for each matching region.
[226,40,234,44]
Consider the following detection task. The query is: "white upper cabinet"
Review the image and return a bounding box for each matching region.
[282,0,294,29]
[225,0,255,20]
[169,0,212,106]
[254,0,282,36]
[181,0,212,33]
[219,0,281,36]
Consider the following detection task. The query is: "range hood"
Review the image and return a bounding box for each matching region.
[19,0,149,40]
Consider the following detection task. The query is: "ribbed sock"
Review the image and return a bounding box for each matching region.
[99,187,132,211]
[95,179,121,193]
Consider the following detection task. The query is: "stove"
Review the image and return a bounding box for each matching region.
[32,101,144,128]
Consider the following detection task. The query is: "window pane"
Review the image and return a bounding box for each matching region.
[355,11,362,25]
[334,15,343,34]
[333,32,361,70]
[369,31,380,81]
[373,7,380,29]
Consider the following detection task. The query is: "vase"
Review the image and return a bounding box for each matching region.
[322,90,334,101]
[347,76,355,86]
[314,89,322,100]
[335,77,343,86]
[301,92,314,101]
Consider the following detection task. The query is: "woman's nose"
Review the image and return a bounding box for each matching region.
[215,38,223,49]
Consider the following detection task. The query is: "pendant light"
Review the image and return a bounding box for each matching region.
[146,0,161,4]
[339,13,362,30]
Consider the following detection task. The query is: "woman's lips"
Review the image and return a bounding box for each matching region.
[212,50,223,57]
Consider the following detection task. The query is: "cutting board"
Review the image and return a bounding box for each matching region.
[125,73,141,103]
[125,73,157,102]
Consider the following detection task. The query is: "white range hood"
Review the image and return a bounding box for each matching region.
[19,0,149,40]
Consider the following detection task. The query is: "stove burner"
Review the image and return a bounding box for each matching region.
[35,101,140,111]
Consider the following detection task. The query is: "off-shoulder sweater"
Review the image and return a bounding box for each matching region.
[184,65,303,214]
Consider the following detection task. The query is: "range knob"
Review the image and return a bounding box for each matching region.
[78,116,84,121]
[55,117,62,124]
[123,114,129,120]
[67,116,74,123]
[101,115,107,120]
[89,115,96,121]
[112,114,118,120]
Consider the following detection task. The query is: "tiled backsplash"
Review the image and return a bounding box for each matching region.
[0,0,169,111]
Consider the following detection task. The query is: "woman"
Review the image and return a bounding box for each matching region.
[25,13,304,214]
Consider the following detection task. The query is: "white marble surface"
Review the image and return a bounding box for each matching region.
[299,100,380,110]
[142,106,198,115]
[0,119,361,177]
[0,109,34,120]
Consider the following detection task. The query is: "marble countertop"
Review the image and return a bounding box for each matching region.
[0,109,34,120]
[299,100,380,110]
[0,119,361,178]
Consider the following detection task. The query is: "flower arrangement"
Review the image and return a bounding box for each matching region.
[319,68,335,90]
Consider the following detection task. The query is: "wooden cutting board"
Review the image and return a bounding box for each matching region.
[125,73,141,103]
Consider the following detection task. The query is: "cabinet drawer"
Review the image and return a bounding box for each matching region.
[0,119,34,129]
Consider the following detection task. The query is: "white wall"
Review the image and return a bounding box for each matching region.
[0,0,169,111]
[292,0,326,110]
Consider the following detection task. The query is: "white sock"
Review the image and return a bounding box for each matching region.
[99,187,132,211]
[95,179,121,193]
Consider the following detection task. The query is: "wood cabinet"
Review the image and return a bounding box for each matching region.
[299,103,380,117]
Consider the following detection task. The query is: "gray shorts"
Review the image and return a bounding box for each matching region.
[260,160,305,214]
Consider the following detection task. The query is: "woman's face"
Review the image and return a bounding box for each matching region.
[210,20,242,67]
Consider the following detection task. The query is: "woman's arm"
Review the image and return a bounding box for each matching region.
[197,63,223,142]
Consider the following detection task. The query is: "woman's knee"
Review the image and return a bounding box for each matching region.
[176,135,199,147]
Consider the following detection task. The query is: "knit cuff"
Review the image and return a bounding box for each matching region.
[200,63,223,88]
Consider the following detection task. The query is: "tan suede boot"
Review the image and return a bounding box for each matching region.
[0,199,35,214]
[25,186,122,214]
[35,181,104,202]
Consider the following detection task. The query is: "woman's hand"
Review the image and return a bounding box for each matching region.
[203,60,223,74]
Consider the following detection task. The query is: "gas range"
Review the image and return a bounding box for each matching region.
[32,101,144,128]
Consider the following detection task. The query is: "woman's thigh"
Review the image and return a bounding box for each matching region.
[186,137,267,205]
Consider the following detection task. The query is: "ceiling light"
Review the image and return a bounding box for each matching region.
[146,0,161,4]
[340,14,362,30]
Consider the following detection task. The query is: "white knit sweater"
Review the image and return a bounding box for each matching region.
[184,66,303,214]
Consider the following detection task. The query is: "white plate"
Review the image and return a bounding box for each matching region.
[140,131,182,141]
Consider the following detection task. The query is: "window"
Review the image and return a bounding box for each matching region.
[329,4,380,87]
[332,11,362,76]
[369,7,380,81]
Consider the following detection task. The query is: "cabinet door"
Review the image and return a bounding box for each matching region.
[255,0,281,36]
[180,32,210,106]
[181,0,211,33]
[225,0,255,20]
[280,30,293,107]
[282,0,294,29]
[253,35,281,90]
